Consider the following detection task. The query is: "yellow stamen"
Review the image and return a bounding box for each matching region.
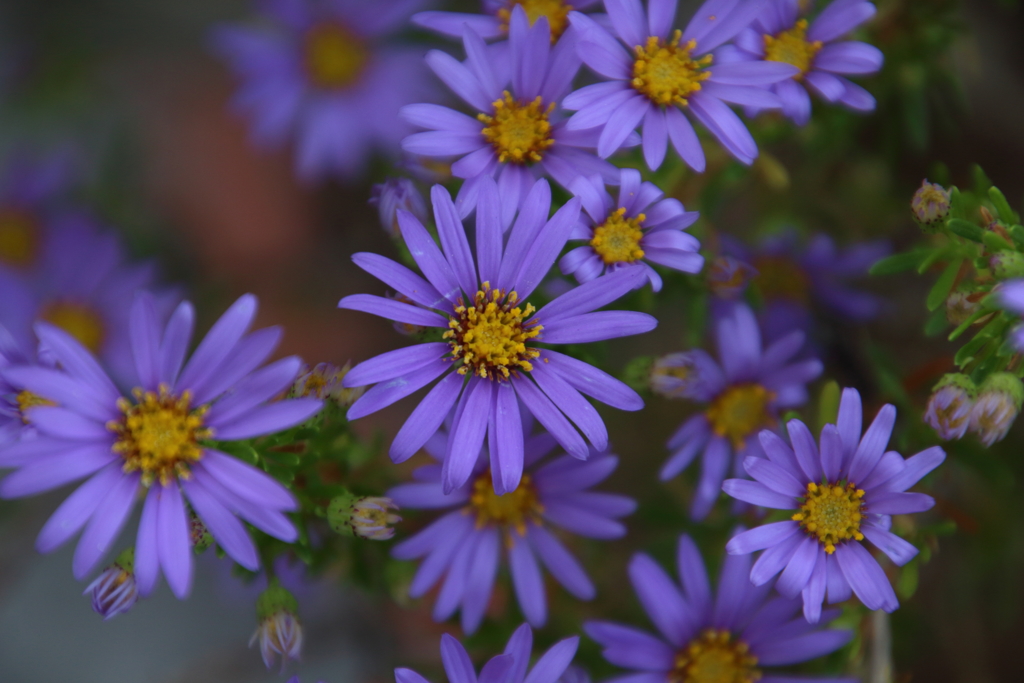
[41,301,105,354]
[632,31,712,107]
[444,283,542,381]
[466,471,543,537]
[304,23,367,88]
[0,209,38,266]
[478,92,555,164]
[16,390,55,422]
[793,481,865,554]
[763,20,822,78]
[590,208,646,264]
[497,0,574,41]
[705,384,775,449]
[108,385,213,487]
[671,628,761,683]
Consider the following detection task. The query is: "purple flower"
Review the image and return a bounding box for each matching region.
[724,388,945,621]
[389,425,634,633]
[660,302,822,519]
[0,148,77,273]
[587,534,855,683]
[415,0,603,42]
[211,0,437,182]
[370,177,430,238]
[0,293,323,598]
[339,178,652,493]
[728,0,882,125]
[707,255,757,299]
[395,623,578,683]
[559,168,703,292]
[564,0,798,171]
[402,8,624,227]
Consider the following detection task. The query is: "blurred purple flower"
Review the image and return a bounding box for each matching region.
[370,177,430,238]
[725,388,945,621]
[727,0,882,124]
[999,279,1024,350]
[564,0,797,171]
[402,7,623,227]
[389,425,634,633]
[587,534,855,683]
[0,293,322,598]
[339,178,651,493]
[395,623,578,683]
[660,302,821,519]
[211,0,437,182]
[415,0,602,42]
[559,168,703,292]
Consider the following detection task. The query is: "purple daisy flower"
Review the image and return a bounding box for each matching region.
[339,178,651,493]
[559,168,703,292]
[395,623,579,683]
[724,387,946,621]
[727,0,882,125]
[414,0,602,43]
[402,7,624,227]
[389,424,634,633]
[587,534,855,683]
[0,293,323,598]
[211,0,437,182]
[658,302,822,519]
[563,0,799,171]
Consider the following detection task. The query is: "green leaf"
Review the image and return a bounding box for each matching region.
[868,250,927,275]
[954,334,988,367]
[924,306,949,337]
[948,308,992,341]
[816,381,841,432]
[926,258,962,311]
[989,186,1019,224]
[1010,224,1024,248]
[947,218,983,242]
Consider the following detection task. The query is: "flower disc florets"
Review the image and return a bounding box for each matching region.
[497,0,573,40]
[478,92,555,164]
[591,208,646,264]
[109,385,212,486]
[0,208,38,266]
[671,629,761,683]
[751,255,809,303]
[444,283,542,380]
[792,481,865,554]
[468,471,543,535]
[41,301,105,353]
[631,31,712,107]
[304,23,367,88]
[763,20,821,77]
[705,384,775,448]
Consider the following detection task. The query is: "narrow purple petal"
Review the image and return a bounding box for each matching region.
[727,521,801,554]
[397,210,462,302]
[73,471,139,579]
[509,534,547,626]
[0,445,115,498]
[523,637,580,683]
[541,311,657,344]
[130,293,162,390]
[182,476,259,570]
[691,437,731,520]
[787,419,823,482]
[338,293,448,328]
[159,301,194,386]
[528,524,595,599]
[432,185,479,298]
[876,445,945,493]
[514,377,588,460]
[352,253,447,310]
[628,552,692,646]
[775,536,820,598]
[176,294,256,394]
[834,541,899,612]
[211,398,322,440]
[135,486,160,596]
[35,462,122,553]
[200,449,297,510]
[847,404,896,483]
[665,107,706,171]
[867,491,934,514]
[743,456,806,497]
[347,360,451,420]
[861,523,918,566]
[491,381,524,493]
[750,530,804,585]
[441,633,478,683]
[391,372,465,464]
[461,526,500,633]
[443,378,493,493]
[755,629,854,666]
[156,482,194,599]
[545,350,644,411]
[531,362,608,451]
[677,534,712,614]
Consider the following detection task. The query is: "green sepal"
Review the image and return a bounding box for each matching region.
[947,218,983,242]
[989,186,1019,224]
[926,258,961,311]
[256,579,298,619]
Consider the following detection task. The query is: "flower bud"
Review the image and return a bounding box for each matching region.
[251,580,303,670]
[292,362,366,407]
[650,351,719,401]
[707,256,757,299]
[189,512,213,552]
[84,547,138,620]
[924,373,976,440]
[328,492,401,540]
[945,289,987,326]
[369,178,428,239]
[911,179,950,228]
[990,250,1024,280]
[969,372,1024,446]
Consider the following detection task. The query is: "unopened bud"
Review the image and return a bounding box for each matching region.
[911,180,950,228]
[945,289,988,326]
[189,512,213,552]
[924,373,976,440]
[650,351,718,401]
[969,372,1023,446]
[707,256,757,299]
[251,580,302,671]
[292,362,366,407]
[990,250,1024,280]
[328,492,401,540]
[369,178,428,239]
[85,547,138,620]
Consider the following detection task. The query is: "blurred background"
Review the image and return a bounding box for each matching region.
[1,0,1024,681]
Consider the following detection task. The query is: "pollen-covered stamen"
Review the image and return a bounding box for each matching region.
[304,23,368,88]
[444,283,542,380]
[705,384,775,449]
[591,208,646,264]
[108,385,213,487]
[763,20,822,78]
[467,471,544,536]
[0,208,38,266]
[478,92,555,164]
[16,390,55,422]
[792,481,865,554]
[671,629,761,683]
[497,0,574,41]
[751,256,810,303]
[41,300,106,353]
[632,30,713,107]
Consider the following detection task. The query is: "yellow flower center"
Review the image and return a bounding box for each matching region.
[792,481,865,554]
[672,629,761,683]
[0,209,38,266]
[478,92,555,164]
[590,208,646,264]
[444,283,542,381]
[304,23,367,88]
[632,30,712,107]
[108,386,213,487]
[467,471,544,535]
[16,390,55,422]
[763,20,821,78]
[705,384,775,449]
[41,301,105,354]
[497,0,573,41]
[751,255,809,304]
